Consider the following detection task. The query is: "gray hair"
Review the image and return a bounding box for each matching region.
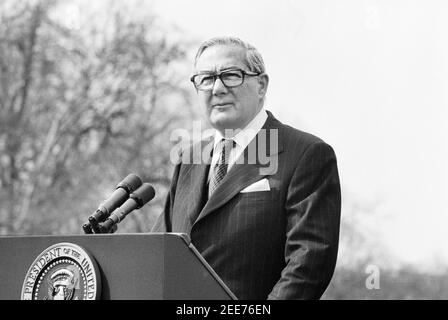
[194,36,266,74]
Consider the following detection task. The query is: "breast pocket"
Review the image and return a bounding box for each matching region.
[236,190,278,204]
[229,190,282,235]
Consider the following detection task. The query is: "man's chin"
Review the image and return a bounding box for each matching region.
[209,114,238,132]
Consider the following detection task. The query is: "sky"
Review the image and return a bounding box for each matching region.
[59,0,448,272]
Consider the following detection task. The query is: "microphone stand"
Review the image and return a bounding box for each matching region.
[81,181,155,234]
[82,216,118,234]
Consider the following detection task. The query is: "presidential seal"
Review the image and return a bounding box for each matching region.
[21,242,101,300]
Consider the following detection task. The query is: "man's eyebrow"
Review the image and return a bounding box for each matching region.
[196,66,242,74]
[219,66,241,71]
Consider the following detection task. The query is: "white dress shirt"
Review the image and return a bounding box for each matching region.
[208,108,268,182]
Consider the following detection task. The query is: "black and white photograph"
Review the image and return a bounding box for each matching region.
[0,0,447,306]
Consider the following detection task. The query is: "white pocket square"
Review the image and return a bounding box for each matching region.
[240,178,270,193]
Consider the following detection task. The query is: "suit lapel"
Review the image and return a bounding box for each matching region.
[185,163,210,225]
[175,137,214,228]
[193,112,284,226]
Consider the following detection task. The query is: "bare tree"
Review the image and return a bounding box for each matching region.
[0,0,197,235]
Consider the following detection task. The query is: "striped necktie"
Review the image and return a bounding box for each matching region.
[208,139,235,197]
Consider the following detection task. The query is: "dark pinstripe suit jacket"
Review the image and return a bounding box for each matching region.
[152,111,341,300]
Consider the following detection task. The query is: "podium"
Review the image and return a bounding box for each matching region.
[0,233,237,300]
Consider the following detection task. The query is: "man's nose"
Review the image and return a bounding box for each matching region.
[212,76,228,95]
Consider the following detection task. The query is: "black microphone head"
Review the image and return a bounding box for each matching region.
[116,174,142,193]
[130,183,155,208]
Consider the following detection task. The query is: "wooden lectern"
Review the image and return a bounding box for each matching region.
[0,233,236,300]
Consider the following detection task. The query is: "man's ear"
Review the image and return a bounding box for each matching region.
[258,73,269,97]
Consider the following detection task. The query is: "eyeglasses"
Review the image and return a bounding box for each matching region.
[190,68,261,91]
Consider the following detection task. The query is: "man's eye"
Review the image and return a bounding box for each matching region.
[222,72,242,80]
[199,75,214,84]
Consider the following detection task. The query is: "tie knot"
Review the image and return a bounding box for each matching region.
[216,138,235,164]
[218,138,235,149]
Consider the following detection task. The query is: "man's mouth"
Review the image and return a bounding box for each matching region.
[212,103,233,108]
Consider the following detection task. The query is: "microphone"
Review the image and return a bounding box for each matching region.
[101,183,155,232]
[87,174,142,230]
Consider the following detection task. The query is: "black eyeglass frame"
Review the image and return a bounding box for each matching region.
[190,68,262,91]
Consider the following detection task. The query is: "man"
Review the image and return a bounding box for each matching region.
[152,36,341,300]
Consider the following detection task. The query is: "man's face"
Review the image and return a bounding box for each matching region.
[194,45,268,134]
